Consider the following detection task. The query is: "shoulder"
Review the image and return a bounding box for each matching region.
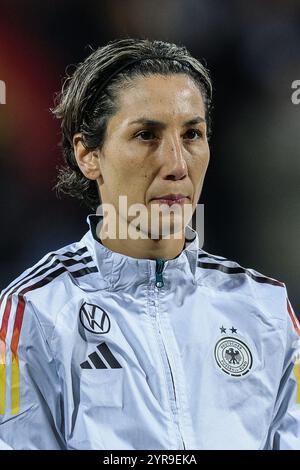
[197,247,283,287]
[0,239,99,336]
[196,248,297,326]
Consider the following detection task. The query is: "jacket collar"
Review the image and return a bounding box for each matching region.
[82,213,199,290]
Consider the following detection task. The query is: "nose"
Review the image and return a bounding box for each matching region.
[160,133,188,181]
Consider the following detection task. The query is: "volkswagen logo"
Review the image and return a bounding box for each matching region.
[79,302,111,334]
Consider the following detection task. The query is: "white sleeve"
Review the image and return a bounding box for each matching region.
[0,291,65,449]
[265,294,300,450]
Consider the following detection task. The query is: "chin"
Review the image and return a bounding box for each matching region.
[147,213,186,240]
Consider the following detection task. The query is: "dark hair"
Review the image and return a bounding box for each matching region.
[51,38,213,211]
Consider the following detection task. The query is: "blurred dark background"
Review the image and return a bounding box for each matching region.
[0,0,299,315]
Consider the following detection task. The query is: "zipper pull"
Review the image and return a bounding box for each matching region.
[155,258,165,288]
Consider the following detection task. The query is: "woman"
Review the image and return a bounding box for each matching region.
[0,38,299,450]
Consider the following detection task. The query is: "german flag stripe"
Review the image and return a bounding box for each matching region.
[287,298,300,336]
[11,295,25,415]
[0,295,13,353]
[0,247,97,415]
[0,291,14,414]
[0,341,5,414]
[294,359,300,404]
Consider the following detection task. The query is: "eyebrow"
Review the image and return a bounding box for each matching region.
[128,116,206,128]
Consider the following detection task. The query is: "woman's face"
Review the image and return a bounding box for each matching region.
[94,73,209,238]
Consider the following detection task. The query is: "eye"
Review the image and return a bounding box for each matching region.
[135,130,156,141]
[184,129,203,140]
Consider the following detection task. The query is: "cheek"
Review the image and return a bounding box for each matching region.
[188,148,209,198]
[118,144,155,180]
[107,154,152,198]
[110,140,146,172]
[106,149,136,184]
[190,146,209,177]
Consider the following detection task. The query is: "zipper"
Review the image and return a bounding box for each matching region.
[155,258,165,288]
[165,352,186,450]
[153,260,186,449]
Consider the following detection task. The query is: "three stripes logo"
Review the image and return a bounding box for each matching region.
[80,342,122,369]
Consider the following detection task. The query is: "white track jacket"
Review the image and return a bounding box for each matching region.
[0,213,299,450]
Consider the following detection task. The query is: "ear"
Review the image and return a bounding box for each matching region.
[73,133,101,180]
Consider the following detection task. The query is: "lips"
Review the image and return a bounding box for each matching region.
[152,194,188,201]
[150,194,190,206]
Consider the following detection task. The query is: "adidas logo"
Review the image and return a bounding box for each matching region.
[80,342,122,369]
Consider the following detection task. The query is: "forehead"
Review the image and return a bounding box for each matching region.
[112,74,205,125]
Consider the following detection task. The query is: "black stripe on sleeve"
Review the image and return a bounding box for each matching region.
[197,260,284,287]
[0,246,89,302]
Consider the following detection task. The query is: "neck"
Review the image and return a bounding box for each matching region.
[98,216,186,260]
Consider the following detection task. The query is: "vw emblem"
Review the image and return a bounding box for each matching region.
[79,302,111,334]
